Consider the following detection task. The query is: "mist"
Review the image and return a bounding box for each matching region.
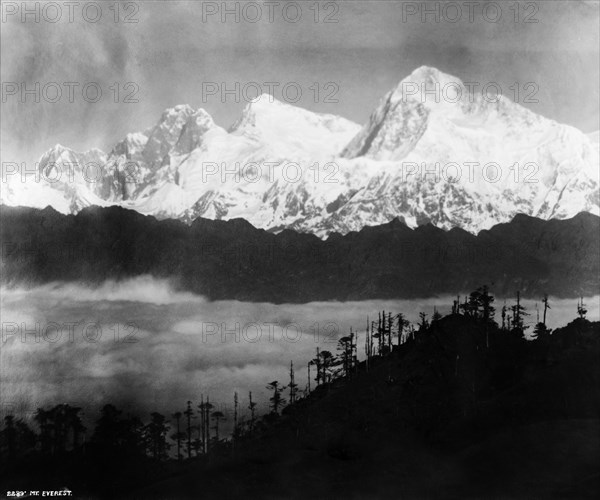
[1,277,598,427]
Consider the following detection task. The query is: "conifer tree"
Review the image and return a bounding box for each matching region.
[459,296,470,316]
[365,316,371,370]
[375,312,383,355]
[577,296,588,319]
[247,392,257,433]
[396,313,409,346]
[145,412,170,461]
[313,348,323,386]
[532,321,550,339]
[337,331,356,378]
[480,286,495,323]
[510,291,529,336]
[204,398,213,453]
[320,350,334,384]
[211,411,225,443]
[171,411,183,460]
[419,312,429,331]
[198,397,213,454]
[92,404,143,457]
[452,296,459,315]
[233,392,239,441]
[197,397,206,454]
[468,289,482,318]
[266,381,286,414]
[288,362,298,404]
[184,401,194,459]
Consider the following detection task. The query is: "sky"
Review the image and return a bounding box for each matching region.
[1,0,599,167]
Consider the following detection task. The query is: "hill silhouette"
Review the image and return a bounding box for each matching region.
[131,315,599,499]
[1,205,598,301]
[2,309,598,498]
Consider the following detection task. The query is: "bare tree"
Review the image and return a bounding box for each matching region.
[365,316,372,370]
[578,296,588,319]
[171,411,183,460]
[248,392,257,433]
[511,291,528,332]
[198,396,213,454]
[288,361,298,404]
[184,401,194,459]
[542,294,551,326]
[233,392,239,442]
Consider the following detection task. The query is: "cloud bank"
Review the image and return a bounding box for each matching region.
[1,277,598,429]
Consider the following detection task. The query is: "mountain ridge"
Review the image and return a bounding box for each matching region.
[1,66,598,237]
[1,205,598,302]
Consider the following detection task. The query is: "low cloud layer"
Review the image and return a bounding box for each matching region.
[1,277,598,428]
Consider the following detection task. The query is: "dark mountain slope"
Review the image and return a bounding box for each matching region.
[1,316,598,498]
[1,206,598,301]
[131,317,600,499]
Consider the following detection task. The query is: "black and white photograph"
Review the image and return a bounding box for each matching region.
[1,0,599,498]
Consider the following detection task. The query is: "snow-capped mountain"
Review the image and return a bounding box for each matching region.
[2,67,599,237]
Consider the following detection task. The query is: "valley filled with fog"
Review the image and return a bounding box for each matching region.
[1,276,597,426]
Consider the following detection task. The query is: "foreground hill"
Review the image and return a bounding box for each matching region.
[135,316,600,499]
[2,314,597,498]
[1,206,598,301]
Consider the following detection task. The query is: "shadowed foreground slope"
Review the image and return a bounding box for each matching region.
[136,316,600,499]
[1,314,598,498]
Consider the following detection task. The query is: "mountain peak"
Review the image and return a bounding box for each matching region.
[249,93,285,107]
[41,143,106,163]
[404,65,445,82]
[229,94,360,155]
[151,104,214,133]
[11,67,599,238]
[44,143,75,157]
[162,103,195,117]
[137,105,216,170]
[230,94,298,132]
[393,66,463,99]
[149,105,215,134]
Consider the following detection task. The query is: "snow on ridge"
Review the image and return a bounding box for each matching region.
[3,67,599,238]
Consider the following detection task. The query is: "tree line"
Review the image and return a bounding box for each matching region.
[0,288,590,465]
